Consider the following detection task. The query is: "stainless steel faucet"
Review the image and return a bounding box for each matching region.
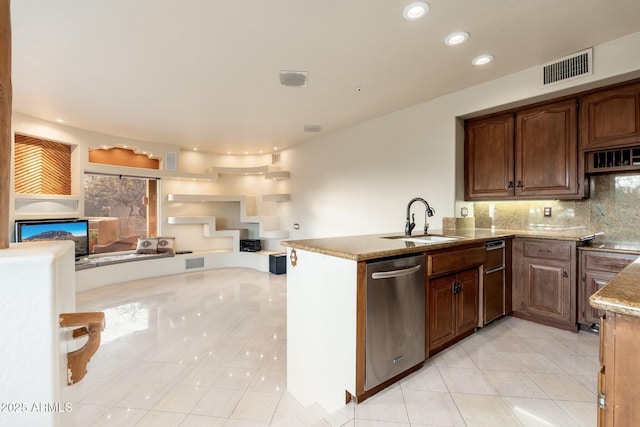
[405,197,435,236]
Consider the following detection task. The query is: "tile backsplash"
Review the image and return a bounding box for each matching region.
[472,174,640,242]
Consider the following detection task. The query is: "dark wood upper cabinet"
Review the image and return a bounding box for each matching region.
[464,114,514,200]
[515,99,580,198]
[580,80,640,151]
[463,78,640,200]
[464,99,582,200]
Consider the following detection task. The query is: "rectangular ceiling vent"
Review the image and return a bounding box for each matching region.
[279,70,307,87]
[543,48,593,85]
[303,125,322,133]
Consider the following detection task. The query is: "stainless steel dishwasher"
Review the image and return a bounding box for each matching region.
[365,254,425,390]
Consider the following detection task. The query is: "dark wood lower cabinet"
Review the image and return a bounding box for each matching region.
[512,238,577,331]
[579,250,638,327]
[599,312,640,426]
[428,268,479,355]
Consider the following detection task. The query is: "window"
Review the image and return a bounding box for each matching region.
[84,173,158,254]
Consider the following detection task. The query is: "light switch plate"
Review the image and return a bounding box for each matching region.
[544,207,552,217]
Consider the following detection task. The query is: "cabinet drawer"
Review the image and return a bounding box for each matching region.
[485,247,504,270]
[523,240,572,261]
[583,251,637,273]
[427,246,485,277]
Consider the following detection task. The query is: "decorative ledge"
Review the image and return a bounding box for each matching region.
[167,216,241,239]
[262,194,291,202]
[265,170,290,180]
[166,194,289,239]
[14,194,81,219]
[209,165,290,180]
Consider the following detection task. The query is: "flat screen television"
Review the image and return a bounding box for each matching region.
[15,218,90,260]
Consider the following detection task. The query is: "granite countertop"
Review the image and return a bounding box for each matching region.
[281,227,597,261]
[590,256,640,317]
[283,227,640,318]
[579,240,640,255]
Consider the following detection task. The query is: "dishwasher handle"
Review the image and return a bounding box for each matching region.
[486,240,505,250]
[371,264,422,280]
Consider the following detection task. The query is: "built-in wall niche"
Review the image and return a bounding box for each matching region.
[89,146,159,169]
[14,134,72,195]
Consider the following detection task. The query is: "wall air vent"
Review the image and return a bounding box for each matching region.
[185,257,204,269]
[543,48,593,85]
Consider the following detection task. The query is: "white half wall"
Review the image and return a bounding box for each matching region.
[0,241,77,427]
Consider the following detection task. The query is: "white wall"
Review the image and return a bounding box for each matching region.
[11,31,640,245]
[10,116,289,252]
[280,31,640,240]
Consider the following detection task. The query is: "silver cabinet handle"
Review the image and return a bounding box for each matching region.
[371,264,422,280]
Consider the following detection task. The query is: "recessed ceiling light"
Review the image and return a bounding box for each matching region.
[193,147,198,151]
[444,32,469,46]
[273,146,279,151]
[472,54,494,66]
[403,2,429,20]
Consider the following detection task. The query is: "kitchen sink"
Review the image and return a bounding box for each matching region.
[383,234,464,244]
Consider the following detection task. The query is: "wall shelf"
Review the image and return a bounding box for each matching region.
[167,216,244,250]
[262,194,291,202]
[208,165,290,180]
[85,163,291,182]
[265,170,290,180]
[14,194,81,219]
[166,194,289,239]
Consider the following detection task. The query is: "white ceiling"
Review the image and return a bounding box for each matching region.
[10,0,640,154]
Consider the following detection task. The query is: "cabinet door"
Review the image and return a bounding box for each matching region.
[581,81,640,150]
[457,268,479,334]
[428,275,456,351]
[582,271,615,325]
[524,257,572,323]
[579,250,637,328]
[515,99,579,197]
[484,268,505,324]
[601,313,640,427]
[464,114,514,200]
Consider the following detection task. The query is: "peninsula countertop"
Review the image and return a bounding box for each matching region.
[590,256,640,317]
[282,227,640,318]
[281,227,599,261]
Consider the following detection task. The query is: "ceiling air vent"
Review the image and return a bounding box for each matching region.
[303,125,322,133]
[279,70,307,87]
[543,48,593,85]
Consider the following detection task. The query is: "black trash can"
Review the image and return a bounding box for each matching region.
[269,253,287,275]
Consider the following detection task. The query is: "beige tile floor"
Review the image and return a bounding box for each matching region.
[73,268,599,427]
